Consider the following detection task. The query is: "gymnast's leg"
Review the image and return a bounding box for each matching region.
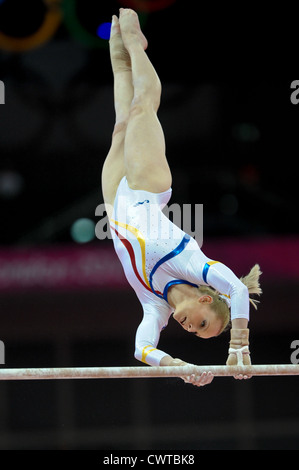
[101,15,133,215]
[119,8,172,193]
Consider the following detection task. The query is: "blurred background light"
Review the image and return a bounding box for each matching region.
[96,22,112,41]
[0,170,24,199]
[0,0,62,51]
[0,0,46,38]
[219,193,239,216]
[232,122,260,143]
[70,217,95,243]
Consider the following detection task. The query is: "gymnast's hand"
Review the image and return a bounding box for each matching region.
[168,358,214,387]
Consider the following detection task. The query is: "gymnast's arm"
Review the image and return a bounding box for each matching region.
[134,304,188,367]
[205,262,250,322]
[204,262,251,372]
[134,308,173,367]
[134,306,214,386]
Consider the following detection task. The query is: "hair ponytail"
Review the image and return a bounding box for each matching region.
[240,264,262,310]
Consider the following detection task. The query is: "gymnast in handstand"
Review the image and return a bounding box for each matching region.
[101,9,262,387]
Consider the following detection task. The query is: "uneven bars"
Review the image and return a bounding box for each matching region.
[0,364,298,380]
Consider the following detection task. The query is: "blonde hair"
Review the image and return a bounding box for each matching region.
[199,264,262,334]
[239,264,262,310]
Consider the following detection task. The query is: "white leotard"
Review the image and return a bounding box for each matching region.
[109,177,249,366]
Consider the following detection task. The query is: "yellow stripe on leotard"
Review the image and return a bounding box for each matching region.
[141,345,158,364]
[207,261,219,267]
[111,219,151,289]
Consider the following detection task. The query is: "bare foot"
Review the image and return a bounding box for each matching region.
[119,8,148,51]
[110,14,121,40]
[109,15,131,72]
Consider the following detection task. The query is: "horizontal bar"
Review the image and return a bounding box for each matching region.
[0,364,298,380]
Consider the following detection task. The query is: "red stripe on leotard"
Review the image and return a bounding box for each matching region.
[111,226,163,296]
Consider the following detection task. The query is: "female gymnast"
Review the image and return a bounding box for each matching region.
[101,9,262,387]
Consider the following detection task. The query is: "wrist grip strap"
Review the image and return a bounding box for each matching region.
[228,346,250,366]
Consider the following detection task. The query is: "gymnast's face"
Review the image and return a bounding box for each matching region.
[173,295,222,339]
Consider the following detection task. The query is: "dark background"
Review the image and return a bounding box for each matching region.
[0,0,298,451]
